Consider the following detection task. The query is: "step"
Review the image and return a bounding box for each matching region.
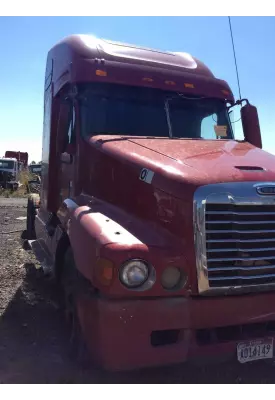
[28,239,54,275]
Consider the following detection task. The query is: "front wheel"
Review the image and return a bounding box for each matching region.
[61,248,91,368]
[68,297,91,368]
[26,198,36,239]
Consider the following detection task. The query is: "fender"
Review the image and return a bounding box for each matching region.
[56,196,188,298]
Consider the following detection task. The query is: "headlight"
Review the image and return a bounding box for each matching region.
[161,267,186,290]
[120,260,149,288]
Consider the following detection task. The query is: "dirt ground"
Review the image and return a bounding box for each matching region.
[1,198,275,383]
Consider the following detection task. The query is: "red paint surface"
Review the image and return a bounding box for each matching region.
[35,35,275,370]
[77,292,275,371]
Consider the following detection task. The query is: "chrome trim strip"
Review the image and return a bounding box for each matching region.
[194,181,275,295]
[57,198,79,220]
[206,211,275,216]
[256,183,275,195]
[207,238,275,243]
[210,274,275,281]
[209,265,275,272]
[207,247,275,253]
[207,220,275,225]
[208,255,275,262]
[207,229,275,233]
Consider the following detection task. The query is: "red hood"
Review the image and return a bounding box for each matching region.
[129,138,273,171]
[91,136,275,186]
[86,136,275,296]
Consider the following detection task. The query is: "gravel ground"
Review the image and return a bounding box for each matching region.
[1,199,275,383]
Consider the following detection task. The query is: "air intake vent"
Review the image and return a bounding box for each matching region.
[235,166,264,171]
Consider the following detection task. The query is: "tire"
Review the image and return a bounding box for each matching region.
[26,198,36,239]
[61,248,91,368]
[68,301,91,369]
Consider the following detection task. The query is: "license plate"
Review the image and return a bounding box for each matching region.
[237,338,273,363]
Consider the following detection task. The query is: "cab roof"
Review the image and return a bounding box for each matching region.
[47,34,234,101]
[1,158,17,162]
[51,34,214,77]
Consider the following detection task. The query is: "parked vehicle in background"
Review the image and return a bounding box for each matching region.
[26,34,275,371]
[5,151,29,168]
[29,163,42,178]
[28,164,42,193]
[0,157,20,190]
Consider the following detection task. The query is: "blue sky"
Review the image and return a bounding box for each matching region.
[0,16,274,161]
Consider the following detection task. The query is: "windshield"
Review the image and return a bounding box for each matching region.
[79,83,234,140]
[0,160,15,169]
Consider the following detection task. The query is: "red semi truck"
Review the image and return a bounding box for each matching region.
[5,151,29,168]
[26,35,275,371]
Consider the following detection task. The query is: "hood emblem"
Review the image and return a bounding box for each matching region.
[256,185,275,195]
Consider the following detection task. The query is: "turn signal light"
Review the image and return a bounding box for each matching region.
[96,258,114,285]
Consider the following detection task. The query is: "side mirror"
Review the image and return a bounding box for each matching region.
[241,102,262,149]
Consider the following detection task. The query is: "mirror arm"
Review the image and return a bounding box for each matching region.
[227,98,249,112]
[235,98,249,106]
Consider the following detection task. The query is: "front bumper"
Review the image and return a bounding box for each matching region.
[76,292,275,371]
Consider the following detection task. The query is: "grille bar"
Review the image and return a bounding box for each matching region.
[207,238,275,243]
[209,273,275,281]
[207,211,275,216]
[206,221,275,225]
[208,265,275,272]
[207,229,275,234]
[207,247,275,253]
[208,255,275,262]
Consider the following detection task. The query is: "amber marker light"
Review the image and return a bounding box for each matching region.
[96,69,107,77]
[96,258,114,286]
[184,83,195,89]
[165,80,176,86]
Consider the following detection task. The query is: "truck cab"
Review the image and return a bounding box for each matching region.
[0,157,19,189]
[27,34,275,371]
[29,163,42,179]
[5,151,28,169]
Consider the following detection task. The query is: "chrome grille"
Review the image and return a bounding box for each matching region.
[206,203,275,287]
[194,181,275,295]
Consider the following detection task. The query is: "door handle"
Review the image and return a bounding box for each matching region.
[60,153,73,164]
